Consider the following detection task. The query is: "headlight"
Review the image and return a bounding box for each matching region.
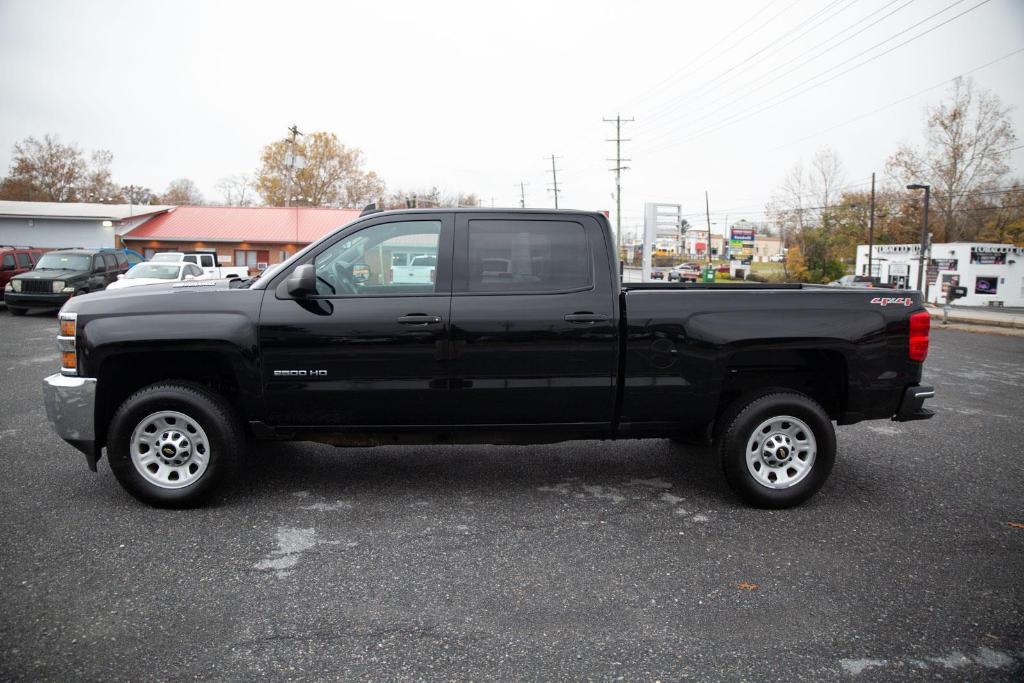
[4,282,12,293]
[10,280,21,293]
[51,280,65,293]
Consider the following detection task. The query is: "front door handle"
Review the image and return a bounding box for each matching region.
[564,312,610,323]
[397,314,442,325]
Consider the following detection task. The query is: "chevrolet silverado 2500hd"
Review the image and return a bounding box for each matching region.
[42,208,934,508]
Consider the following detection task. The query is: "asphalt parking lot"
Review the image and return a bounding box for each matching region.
[1,307,1021,681]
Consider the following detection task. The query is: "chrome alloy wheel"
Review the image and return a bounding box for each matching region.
[745,414,817,489]
[129,411,211,489]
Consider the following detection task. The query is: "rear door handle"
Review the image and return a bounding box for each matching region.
[397,314,442,325]
[564,313,610,323]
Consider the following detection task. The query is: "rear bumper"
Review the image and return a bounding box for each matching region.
[892,385,935,422]
[5,292,72,308]
[42,373,99,469]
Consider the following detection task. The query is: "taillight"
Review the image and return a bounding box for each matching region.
[908,311,930,362]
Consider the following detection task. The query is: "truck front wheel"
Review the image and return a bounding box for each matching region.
[106,382,241,508]
[717,392,835,509]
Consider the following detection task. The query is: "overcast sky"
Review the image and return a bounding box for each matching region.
[1,0,1022,238]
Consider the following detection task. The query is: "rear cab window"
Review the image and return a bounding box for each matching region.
[463,219,591,293]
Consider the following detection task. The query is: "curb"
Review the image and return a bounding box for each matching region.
[924,308,1024,330]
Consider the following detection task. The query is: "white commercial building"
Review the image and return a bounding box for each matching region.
[855,242,1024,307]
[0,201,171,250]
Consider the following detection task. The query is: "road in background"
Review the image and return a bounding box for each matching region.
[1,309,1021,680]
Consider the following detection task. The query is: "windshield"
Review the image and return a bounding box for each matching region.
[126,263,182,280]
[36,253,90,270]
[151,253,183,263]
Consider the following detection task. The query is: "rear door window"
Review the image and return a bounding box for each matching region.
[465,220,591,293]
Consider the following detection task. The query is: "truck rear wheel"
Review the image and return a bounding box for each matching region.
[717,391,835,509]
[106,382,241,508]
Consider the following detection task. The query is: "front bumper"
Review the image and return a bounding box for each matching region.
[5,292,73,309]
[42,373,99,469]
[892,384,935,422]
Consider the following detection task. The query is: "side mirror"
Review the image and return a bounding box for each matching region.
[116,274,125,280]
[184,274,196,281]
[285,264,317,297]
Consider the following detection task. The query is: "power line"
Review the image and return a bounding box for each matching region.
[640,0,862,129]
[637,0,995,155]
[546,154,562,209]
[618,0,785,110]
[763,46,1024,153]
[640,0,916,135]
[603,114,634,251]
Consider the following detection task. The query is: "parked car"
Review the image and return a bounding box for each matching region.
[667,264,699,282]
[391,254,437,284]
[769,253,786,263]
[1,246,45,302]
[105,262,208,291]
[43,208,934,510]
[830,275,879,288]
[4,248,128,315]
[151,252,248,279]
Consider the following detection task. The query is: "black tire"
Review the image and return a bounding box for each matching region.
[106,382,242,508]
[7,306,27,316]
[717,391,835,509]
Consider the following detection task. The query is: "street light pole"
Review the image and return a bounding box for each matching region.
[867,171,875,279]
[907,183,930,293]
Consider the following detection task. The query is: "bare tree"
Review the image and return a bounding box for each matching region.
[160,178,204,205]
[215,173,255,206]
[382,187,482,209]
[808,147,846,216]
[0,134,87,201]
[887,77,1017,242]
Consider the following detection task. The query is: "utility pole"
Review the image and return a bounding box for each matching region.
[604,114,634,252]
[283,124,303,208]
[517,182,527,208]
[705,190,713,266]
[907,183,931,293]
[867,172,876,278]
[546,155,562,209]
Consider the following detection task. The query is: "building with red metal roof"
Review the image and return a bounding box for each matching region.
[122,205,360,274]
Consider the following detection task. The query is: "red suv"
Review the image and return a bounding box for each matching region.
[1,247,44,302]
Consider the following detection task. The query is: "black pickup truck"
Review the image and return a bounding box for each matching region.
[43,209,934,509]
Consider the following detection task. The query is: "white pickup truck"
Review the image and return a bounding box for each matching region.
[390,254,436,284]
[151,252,249,279]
